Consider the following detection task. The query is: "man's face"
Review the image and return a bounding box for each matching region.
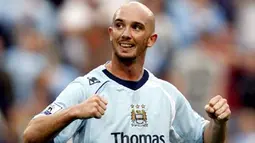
[108,5,156,61]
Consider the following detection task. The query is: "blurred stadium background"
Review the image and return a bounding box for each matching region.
[0,0,254,143]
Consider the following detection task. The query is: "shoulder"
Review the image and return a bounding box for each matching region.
[72,65,107,85]
[146,70,185,102]
[55,65,109,102]
[147,70,177,92]
[69,65,110,95]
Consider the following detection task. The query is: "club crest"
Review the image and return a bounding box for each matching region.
[131,104,148,127]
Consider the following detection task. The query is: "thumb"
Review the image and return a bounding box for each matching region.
[205,104,214,113]
[205,104,216,119]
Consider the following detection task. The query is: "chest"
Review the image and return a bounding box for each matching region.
[84,84,174,142]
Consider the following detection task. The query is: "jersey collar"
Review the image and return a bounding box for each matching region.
[102,69,149,90]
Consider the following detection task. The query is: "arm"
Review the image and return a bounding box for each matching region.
[204,120,227,143]
[23,95,107,143]
[203,95,231,143]
[169,87,209,143]
[23,106,77,143]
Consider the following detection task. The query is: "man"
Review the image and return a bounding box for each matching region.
[23,2,231,143]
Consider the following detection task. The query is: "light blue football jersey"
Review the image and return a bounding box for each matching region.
[38,64,209,143]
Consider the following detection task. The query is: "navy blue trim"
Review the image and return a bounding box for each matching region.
[102,69,149,90]
[95,80,110,94]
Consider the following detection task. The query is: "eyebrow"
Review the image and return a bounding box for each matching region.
[114,18,146,26]
[114,18,124,23]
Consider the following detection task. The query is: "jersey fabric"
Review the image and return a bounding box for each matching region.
[38,64,209,143]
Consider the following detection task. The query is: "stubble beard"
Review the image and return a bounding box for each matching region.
[111,39,148,65]
[114,50,136,66]
[111,41,136,65]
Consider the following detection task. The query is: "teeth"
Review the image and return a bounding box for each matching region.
[120,43,133,47]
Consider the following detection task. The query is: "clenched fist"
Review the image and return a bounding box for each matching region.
[205,95,231,124]
[73,95,108,119]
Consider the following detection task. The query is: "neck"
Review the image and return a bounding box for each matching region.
[106,56,145,81]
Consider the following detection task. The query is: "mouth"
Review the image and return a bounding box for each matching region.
[119,42,135,48]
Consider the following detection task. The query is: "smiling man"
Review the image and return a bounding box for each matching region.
[109,2,156,62]
[23,2,230,143]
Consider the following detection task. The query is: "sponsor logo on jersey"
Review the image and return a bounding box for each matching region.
[43,103,62,115]
[131,104,148,127]
[88,77,101,85]
[111,132,165,143]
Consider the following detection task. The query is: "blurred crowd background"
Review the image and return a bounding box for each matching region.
[0,0,254,142]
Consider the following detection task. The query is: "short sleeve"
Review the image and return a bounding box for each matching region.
[170,89,209,143]
[35,77,88,143]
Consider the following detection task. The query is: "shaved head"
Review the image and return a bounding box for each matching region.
[113,1,155,33]
[108,1,158,63]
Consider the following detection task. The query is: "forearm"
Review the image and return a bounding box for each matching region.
[203,120,227,143]
[23,107,77,143]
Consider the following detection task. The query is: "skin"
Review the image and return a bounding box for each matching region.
[204,95,231,143]
[107,2,157,81]
[23,2,231,143]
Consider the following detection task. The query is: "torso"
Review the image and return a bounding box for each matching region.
[76,67,174,143]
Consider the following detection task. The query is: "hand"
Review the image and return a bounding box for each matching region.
[205,95,231,124]
[73,95,108,119]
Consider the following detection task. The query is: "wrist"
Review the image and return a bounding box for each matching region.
[68,105,80,120]
[212,119,227,127]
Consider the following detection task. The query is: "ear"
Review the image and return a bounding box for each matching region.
[108,27,113,41]
[147,33,158,47]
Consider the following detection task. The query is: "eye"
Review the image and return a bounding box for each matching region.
[115,22,124,29]
[132,23,143,31]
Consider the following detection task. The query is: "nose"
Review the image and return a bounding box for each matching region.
[121,27,131,40]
